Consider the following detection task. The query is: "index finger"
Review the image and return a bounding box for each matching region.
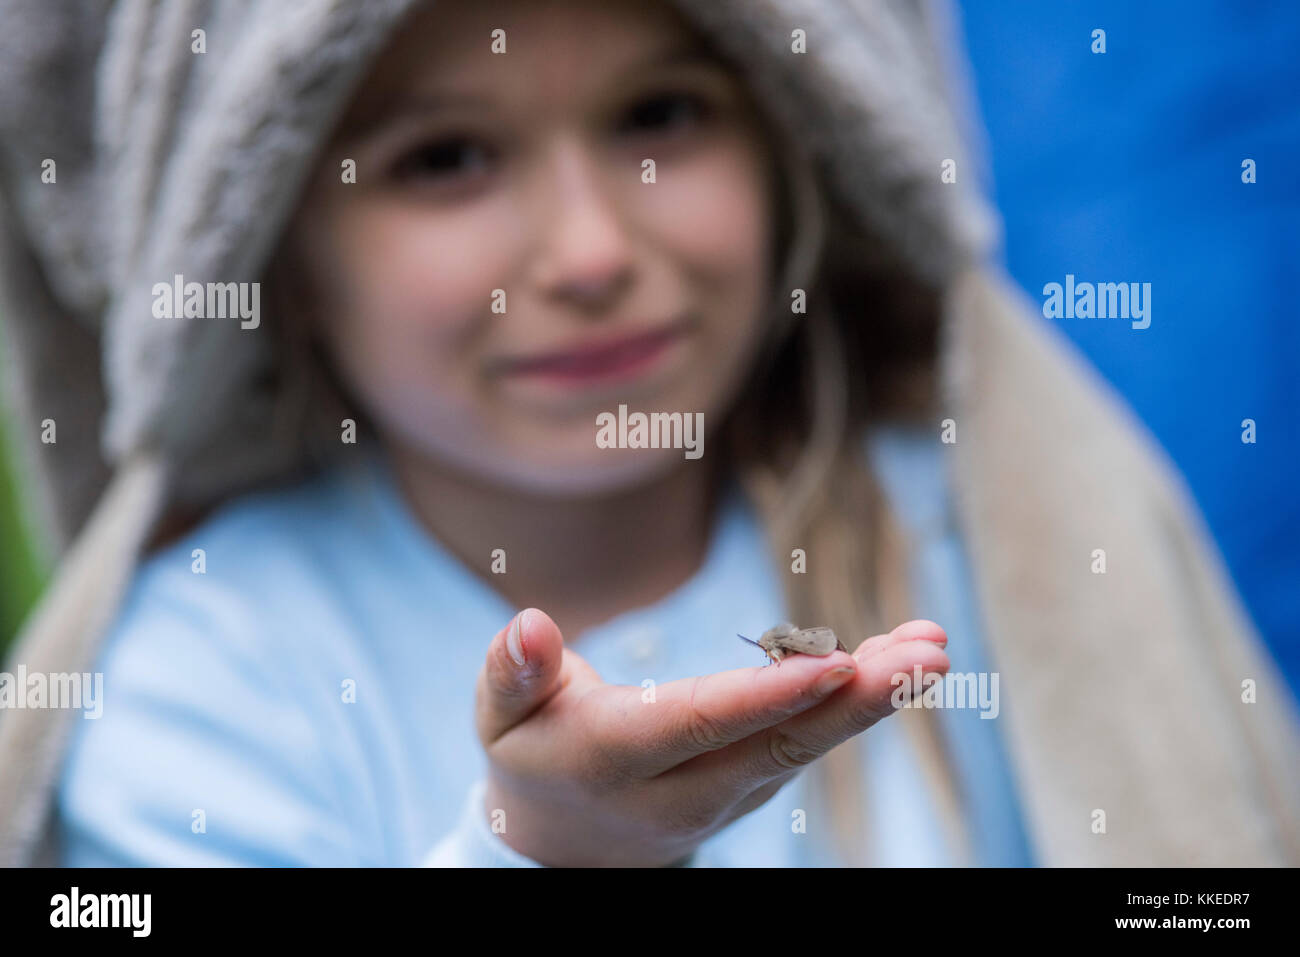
[663,628,951,799]
[587,651,858,777]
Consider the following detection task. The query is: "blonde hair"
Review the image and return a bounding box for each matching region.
[723,123,971,865]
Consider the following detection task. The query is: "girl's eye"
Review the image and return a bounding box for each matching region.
[391,136,494,185]
[618,91,710,137]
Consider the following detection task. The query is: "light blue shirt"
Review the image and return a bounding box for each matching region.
[56,426,1034,867]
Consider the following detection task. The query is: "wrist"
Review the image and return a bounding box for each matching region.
[482,774,700,867]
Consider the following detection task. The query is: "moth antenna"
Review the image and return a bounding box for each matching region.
[736,633,764,649]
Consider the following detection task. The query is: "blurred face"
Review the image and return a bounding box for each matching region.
[287,0,777,494]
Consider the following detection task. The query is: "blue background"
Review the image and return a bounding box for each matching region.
[959,0,1299,694]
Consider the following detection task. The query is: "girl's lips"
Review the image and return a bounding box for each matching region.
[496,321,690,386]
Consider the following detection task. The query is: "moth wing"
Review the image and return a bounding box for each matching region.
[787,627,841,656]
[761,622,798,643]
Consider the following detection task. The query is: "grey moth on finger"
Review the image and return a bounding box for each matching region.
[737,622,847,664]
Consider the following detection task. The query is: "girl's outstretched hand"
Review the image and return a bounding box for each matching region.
[475,608,949,867]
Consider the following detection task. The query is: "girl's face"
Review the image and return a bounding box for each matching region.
[291,0,776,494]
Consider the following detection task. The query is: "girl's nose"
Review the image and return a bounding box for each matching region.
[528,139,635,310]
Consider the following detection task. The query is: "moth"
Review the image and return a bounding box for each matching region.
[737,622,847,665]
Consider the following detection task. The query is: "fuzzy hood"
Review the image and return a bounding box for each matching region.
[1,0,1297,867]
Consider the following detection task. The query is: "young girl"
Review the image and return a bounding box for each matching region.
[1,0,1297,867]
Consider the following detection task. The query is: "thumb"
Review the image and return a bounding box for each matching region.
[476,607,567,744]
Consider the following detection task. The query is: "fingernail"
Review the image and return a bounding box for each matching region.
[506,611,527,667]
[814,666,856,697]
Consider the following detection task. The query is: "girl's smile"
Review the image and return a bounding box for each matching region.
[488,313,697,401]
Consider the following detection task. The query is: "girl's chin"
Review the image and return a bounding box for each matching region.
[485,444,702,497]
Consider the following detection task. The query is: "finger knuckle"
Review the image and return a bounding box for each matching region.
[849,699,894,727]
[680,677,732,753]
[766,728,821,770]
[684,712,731,754]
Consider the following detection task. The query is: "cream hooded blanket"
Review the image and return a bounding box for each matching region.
[1,0,1297,867]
